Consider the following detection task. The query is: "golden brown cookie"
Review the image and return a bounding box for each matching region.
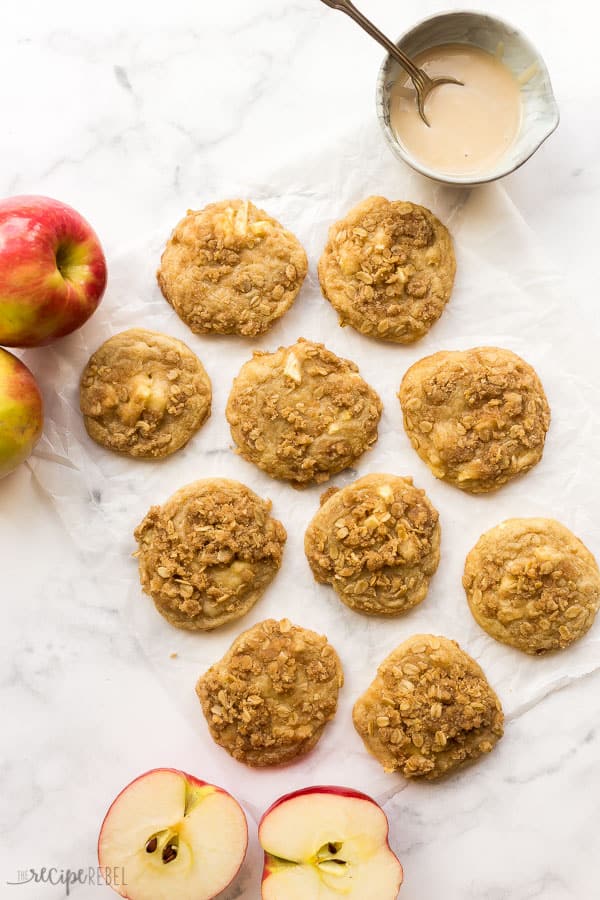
[464,518,600,655]
[226,338,382,487]
[399,347,550,493]
[80,328,211,459]
[157,200,308,336]
[134,479,286,631]
[353,634,504,780]
[196,618,344,767]
[318,196,455,343]
[305,473,441,616]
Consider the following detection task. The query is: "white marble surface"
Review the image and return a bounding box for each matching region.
[2,1,600,898]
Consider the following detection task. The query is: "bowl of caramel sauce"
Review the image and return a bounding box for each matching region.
[377,11,559,185]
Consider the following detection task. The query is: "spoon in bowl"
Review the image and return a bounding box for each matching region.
[319,0,463,126]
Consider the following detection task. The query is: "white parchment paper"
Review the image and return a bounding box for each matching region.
[26,126,600,812]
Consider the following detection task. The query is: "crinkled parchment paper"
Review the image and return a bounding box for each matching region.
[26,126,600,811]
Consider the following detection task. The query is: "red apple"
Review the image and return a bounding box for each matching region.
[259,786,403,899]
[0,348,43,478]
[98,768,248,900]
[0,195,107,346]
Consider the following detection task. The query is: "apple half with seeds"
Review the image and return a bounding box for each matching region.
[98,768,247,900]
[259,786,403,899]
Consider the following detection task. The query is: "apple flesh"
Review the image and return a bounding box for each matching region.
[98,768,248,900]
[0,195,107,346]
[259,786,403,899]
[0,348,43,478]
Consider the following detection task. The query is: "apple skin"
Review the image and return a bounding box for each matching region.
[260,785,403,898]
[0,348,43,478]
[0,195,107,347]
[261,784,381,820]
[98,768,248,900]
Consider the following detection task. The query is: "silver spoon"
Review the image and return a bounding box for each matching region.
[319,0,463,126]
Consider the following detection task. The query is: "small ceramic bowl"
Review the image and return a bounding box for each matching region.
[376,10,559,186]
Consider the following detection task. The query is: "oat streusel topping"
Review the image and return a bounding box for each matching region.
[134,479,286,631]
[226,338,382,486]
[318,196,455,343]
[305,473,441,615]
[353,634,504,780]
[196,618,344,767]
[158,199,308,336]
[80,328,211,459]
[399,346,550,493]
[464,518,600,655]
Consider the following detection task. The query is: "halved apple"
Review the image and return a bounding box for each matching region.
[259,786,403,899]
[98,768,247,900]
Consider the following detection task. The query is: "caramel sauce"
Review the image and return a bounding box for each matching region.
[390,43,522,176]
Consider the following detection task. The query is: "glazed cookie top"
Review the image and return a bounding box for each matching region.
[196,618,344,767]
[134,479,286,631]
[305,474,441,616]
[353,634,504,780]
[318,196,455,344]
[464,518,600,654]
[80,328,211,459]
[226,338,382,486]
[399,346,551,493]
[157,200,308,337]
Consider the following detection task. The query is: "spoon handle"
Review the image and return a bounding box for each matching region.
[319,0,425,85]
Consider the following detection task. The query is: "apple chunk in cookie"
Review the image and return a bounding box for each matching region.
[97,768,247,900]
[196,619,344,767]
[260,787,403,900]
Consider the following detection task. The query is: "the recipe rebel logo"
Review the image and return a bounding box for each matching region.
[6,866,127,894]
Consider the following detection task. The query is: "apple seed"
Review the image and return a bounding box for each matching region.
[162,843,178,864]
[145,836,158,854]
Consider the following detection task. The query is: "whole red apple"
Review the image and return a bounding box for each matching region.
[0,348,43,478]
[0,195,107,346]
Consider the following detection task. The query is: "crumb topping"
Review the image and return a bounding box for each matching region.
[226,338,382,486]
[196,618,344,766]
[353,635,504,780]
[134,479,286,631]
[464,518,600,654]
[305,474,440,615]
[399,346,550,492]
[318,196,455,343]
[80,329,211,458]
[157,200,308,336]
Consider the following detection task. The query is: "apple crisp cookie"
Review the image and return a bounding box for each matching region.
[305,473,441,615]
[464,518,600,654]
[196,618,344,767]
[318,196,455,343]
[158,199,308,336]
[399,346,551,493]
[80,328,211,459]
[134,479,286,631]
[226,338,382,486]
[353,634,504,780]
